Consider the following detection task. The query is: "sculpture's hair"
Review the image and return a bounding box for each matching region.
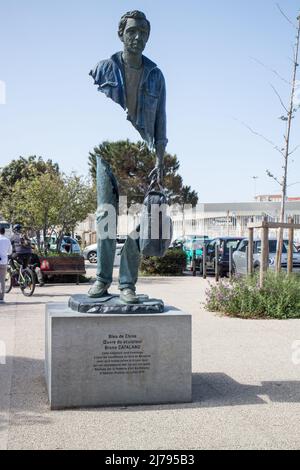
[118,11,151,38]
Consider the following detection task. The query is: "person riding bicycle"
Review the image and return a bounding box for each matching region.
[10,224,32,269]
[6,225,36,297]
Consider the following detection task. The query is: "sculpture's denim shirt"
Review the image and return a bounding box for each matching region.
[90,52,168,150]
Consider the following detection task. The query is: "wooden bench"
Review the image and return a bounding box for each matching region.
[40,256,86,285]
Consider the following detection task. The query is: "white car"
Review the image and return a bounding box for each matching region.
[0,221,12,238]
[233,238,300,275]
[83,238,127,265]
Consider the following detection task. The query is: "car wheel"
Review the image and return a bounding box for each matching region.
[88,251,97,264]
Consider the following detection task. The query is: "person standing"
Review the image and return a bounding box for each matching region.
[0,227,12,303]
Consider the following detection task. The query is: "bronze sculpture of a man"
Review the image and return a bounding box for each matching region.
[88,11,168,304]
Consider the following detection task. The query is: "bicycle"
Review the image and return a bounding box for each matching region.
[5,257,36,297]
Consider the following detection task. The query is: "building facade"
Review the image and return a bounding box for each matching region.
[76,199,300,246]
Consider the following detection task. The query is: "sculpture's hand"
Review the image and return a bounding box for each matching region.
[148,163,164,186]
[149,144,166,187]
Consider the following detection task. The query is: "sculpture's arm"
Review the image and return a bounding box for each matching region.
[150,74,168,185]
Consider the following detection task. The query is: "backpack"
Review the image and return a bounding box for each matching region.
[139,184,173,257]
[20,235,31,248]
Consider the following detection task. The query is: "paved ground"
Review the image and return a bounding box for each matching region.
[0,263,300,450]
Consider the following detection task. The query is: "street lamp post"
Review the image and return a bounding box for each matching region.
[252,176,259,200]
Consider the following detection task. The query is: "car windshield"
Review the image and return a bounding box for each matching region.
[224,240,241,251]
[256,240,298,254]
[185,237,208,249]
[0,223,10,229]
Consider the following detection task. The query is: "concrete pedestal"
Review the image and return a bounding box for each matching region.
[45,303,192,409]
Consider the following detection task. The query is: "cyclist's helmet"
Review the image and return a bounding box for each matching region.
[13,224,22,233]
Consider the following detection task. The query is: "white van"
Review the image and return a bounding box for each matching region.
[0,221,12,238]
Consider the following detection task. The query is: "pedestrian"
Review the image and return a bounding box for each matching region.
[0,227,12,303]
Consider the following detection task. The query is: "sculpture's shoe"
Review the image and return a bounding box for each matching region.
[88,281,111,298]
[120,288,140,304]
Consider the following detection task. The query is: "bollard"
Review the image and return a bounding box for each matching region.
[215,244,219,282]
[229,246,233,279]
[202,245,207,279]
[288,217,294,274]
[260,219,269,288]
[192,250,196,277]
[248,228,254,275]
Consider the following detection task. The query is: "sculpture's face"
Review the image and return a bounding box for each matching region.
[121,18,149,55]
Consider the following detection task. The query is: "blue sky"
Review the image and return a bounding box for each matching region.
[0,0,300,202]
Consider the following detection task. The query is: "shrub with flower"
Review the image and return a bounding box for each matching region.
[205,272,300,319]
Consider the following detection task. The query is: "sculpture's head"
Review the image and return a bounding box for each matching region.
[118,11,151,56]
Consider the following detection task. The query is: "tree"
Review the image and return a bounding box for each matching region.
[88,140,198,206]
[1,172,63,250]
[0,155,59,192]
[175,185,199,208]
[0,158,95,253]
[173,185,199,236]
[272,10,300,272]
[54,174,96,250]
[242,7,300,273]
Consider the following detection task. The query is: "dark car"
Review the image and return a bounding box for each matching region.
[203,237,244,277]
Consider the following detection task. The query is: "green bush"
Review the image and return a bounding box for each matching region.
[205,271,300,319]
[40,252,81,258]
[140,248,187,276]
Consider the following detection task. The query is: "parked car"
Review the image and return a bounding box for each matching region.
[0,221,12,237]
[60,236,81,254]
[47,236,81,254]
[183,235,209,259]
[203,237,244,276]
[172,235,210,270]
[233,238,300,275]
[83,237,127,265]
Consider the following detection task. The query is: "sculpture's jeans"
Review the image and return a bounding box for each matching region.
[96,157,140,290]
